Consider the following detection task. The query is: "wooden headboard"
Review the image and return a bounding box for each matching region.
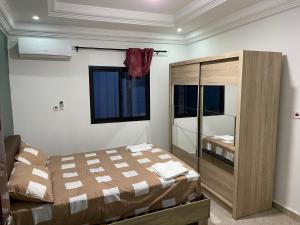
[0,135,20,225]
[0,120,19,223]
[4,135,21,179]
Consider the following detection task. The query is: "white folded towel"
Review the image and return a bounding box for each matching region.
[213,135,234,143]
[151,161,189,181]
[126,143,153,153]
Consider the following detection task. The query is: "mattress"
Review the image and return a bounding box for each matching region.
[11,146,201,225]
[202,136,235,165]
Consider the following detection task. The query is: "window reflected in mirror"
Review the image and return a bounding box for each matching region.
[172,85,198,156]
[201,85,237,167]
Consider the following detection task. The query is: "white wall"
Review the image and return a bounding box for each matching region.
[8,37,188,155]
[7,5,300,216]
[188,7,300,216]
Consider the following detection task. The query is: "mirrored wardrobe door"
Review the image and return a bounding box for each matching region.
[200,85,237,168]
[171,84,199,157]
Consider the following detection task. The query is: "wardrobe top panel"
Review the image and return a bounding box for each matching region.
[170,50,282,67]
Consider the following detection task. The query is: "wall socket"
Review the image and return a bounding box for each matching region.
[53,106,59,111]
[294,112,300,119]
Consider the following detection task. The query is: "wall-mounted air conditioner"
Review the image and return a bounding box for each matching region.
[18,37,72,60]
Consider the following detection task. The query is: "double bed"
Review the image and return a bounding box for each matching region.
[5,136,210,225]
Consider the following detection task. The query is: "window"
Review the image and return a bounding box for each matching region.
[89,66,150,124]
[174,85,198,118]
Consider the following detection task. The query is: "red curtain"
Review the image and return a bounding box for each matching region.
[124,48,154,78]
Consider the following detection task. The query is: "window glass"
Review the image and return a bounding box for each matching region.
[89,67,150,124]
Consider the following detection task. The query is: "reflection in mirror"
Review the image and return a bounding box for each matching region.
[201,85,237,167]
[172,85,198,156]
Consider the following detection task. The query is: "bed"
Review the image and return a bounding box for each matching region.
[202,136,235,166]
[5,136,210,225]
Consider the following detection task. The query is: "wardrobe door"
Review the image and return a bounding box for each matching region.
[200,58,240,85]
[199,84,238,208]
[0,115,9,225]
[170,64,200,169]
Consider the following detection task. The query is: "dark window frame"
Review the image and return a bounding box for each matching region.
[89,66,150,124]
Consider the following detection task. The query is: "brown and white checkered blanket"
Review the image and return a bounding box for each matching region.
[202,137,235,163]
[11,146,201,225]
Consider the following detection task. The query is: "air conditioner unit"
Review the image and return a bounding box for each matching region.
[18,37,72,60]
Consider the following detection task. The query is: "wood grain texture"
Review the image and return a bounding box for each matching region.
[170,51,242,67]
[169,50,282,220]
[171,64,200,85]
[172,145,198,170]
[202,151,234,174]
[200,58,240,85]
[169,65,172,151]
[233,51,282,219]
[202,184,233,214]
[200,158,234,206]
[111,198,210,225]
[0,115,10,225]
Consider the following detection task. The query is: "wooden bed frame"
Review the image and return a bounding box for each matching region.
[0,130,210,225]
[112,197,210,225]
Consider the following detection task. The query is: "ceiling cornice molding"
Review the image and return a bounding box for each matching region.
[9,23,186,45]
[0,0,13,34]
[48,0,174,28]
[3,0,300,45]
[185,0,300,44]
[175,0,227,24]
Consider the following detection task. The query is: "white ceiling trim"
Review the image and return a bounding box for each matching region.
[185,0,300,44]
[1,0,300,45]
[175,0,227,24]
[9,22,185,45]
[48,0,175,28]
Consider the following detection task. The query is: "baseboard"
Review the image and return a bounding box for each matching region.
[272,201,300,223]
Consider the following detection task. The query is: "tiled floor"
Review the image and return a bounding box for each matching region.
[209,200,300,225]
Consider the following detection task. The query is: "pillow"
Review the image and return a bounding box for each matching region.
[4,135,21,178]
[8,164,54,203]
[15,141,49,166]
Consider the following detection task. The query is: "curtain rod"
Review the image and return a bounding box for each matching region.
[74,46,167,54]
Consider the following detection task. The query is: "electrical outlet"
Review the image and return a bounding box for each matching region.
[293,112,300,119]
[53,106,59,111]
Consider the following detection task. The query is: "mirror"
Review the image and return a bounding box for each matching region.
[172,85,198,156]
[201,85,237,167]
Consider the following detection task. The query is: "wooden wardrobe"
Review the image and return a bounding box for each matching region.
[169,50,282,219]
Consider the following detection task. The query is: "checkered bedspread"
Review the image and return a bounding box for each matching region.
[11,146,201,225]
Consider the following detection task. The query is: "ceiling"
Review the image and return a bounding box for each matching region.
[60,0,194,14]
[1,0,300,44]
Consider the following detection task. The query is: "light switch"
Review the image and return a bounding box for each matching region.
[53,106,59,111]
[59,101,64,110]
